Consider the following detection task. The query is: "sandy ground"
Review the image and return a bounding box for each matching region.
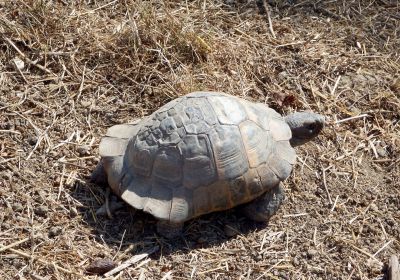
[0,0,399,279]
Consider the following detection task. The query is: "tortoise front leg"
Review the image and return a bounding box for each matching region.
[240,183,285,222]
[91,161,108,186]
[156,220,184,239]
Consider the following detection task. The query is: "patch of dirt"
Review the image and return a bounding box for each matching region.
[0,0,399,279]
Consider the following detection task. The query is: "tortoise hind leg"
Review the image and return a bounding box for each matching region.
[240,183,285,222]
[157,221,184,239]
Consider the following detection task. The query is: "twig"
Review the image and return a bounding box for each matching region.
[262,0,276,39]
[31,274,50,280]
[369,140,379,158]
[77,0,119,16]
[104,246,159,277]
[0,237,30,253]
[330,195,339,212]
[76,64,86,101]
[0,246,86,278]
[259,232,267,251]
[282,213,309,218]
[198,266,225,275]
[335,114,369,124]
[331,76,341,96]
[372,240,393,258]
[275,41,306,48]
[296,155,313,171]
[2,36,56,76]
[349,244,375,260]
[322,166,333,204]
[345,269,355,280]
[160,271,173,280]
[255,259,284,280]
[0,129,21,134]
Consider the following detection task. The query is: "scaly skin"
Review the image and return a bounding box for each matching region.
[91,161,108,186]
[240,183,285,222]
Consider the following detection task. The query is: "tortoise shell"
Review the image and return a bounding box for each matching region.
[99,92,296,222]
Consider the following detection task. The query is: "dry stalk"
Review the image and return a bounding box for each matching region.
[1,247,87,278]
[0,1,398,279]
[104,246,159,277]
[0,237,30,253]
[2,36,56,76]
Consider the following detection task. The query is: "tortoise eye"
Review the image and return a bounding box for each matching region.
[307,123,316,131]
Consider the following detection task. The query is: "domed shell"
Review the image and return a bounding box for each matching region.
[99,92,296,222]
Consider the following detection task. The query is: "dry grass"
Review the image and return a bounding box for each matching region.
[0,0,399,279]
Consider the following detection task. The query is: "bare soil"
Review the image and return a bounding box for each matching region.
[0,1,399,279]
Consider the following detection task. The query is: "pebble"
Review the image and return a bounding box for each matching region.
[27,136,38,146]
[35,205,48,217]
[80,100,92,108]
[12,203,23,212]
[1,171,12,180]
[86,258,116,275]
[76,145,90,156]
[376,147,387,157]
[48,226,62,238]
[49,151,58,158]
[307,249,318,258]
[12,258,26,269]
[370,203,379,212]
[69,207,78,217]
[278,272,289,280]
[390,78,400,93]
[253,254,262,261]
[11,57,25,70]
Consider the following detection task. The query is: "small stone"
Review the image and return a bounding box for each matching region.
[340,75,353,88]
[278,71,290,80]
[254,254,262,261]
[307,249,318,258]
[48,226,62,238]
[390,78,400,93]
[278,272,289,280]
[27,136,38,146]
[1,171,12,180]
[69,207,78,217]
[80,100,92,108]
[11,57,25,70]
[76,145,90,156]
[35,205,48,217]
[34,232,47,242]
[50,151,58,157]
[86,258,116,275]
[12,203,23,212]
[12,258,25,269]
[376,147,387,157]
[370,203,378,212]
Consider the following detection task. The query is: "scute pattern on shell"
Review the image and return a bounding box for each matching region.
[101,92,296,222]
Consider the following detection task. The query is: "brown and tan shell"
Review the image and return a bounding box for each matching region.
[99,92,296,222]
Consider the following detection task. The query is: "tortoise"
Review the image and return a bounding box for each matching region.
[93,91,324,238]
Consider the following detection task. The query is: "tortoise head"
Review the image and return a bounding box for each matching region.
[284,112,325,147]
